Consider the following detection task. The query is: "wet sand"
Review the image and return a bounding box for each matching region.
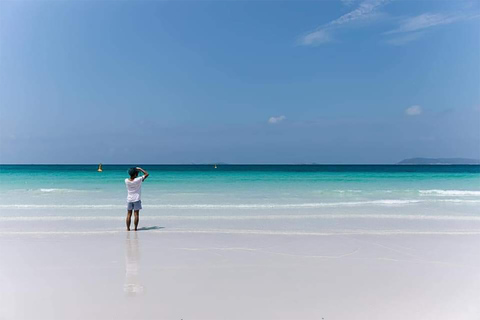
[1,231,479,320]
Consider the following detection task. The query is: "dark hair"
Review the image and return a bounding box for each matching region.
[128,167,139,178]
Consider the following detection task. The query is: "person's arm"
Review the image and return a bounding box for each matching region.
[136,167,149,181]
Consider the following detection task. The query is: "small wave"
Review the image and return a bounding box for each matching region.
[0,200,420,209]
[1,199,479,210]
[325,190,363,193]
[420,190,480,196]
[0,204,124,209]
[437,199,480,203]
[148,200,421,208]
[37,188,97,193]
[40,189,68,193]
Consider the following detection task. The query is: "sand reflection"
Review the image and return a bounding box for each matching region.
[124,232,144,296]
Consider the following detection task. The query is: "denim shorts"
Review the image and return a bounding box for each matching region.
[127,200,142,211]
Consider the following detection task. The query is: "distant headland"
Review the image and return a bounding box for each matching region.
[398,158,480,165]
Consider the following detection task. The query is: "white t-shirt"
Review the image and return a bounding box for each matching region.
[125,177,144,202]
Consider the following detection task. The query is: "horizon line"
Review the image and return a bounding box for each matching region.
[1,163,480,166]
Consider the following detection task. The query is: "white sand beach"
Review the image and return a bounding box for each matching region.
[1,231,479,320]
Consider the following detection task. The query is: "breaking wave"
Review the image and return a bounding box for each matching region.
[419,190,480,196]
[1,199,480,210]
[0,200,421,209]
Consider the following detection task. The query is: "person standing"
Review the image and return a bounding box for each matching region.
[125,167,149,231]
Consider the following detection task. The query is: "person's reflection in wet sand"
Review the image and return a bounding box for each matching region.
[124,232,144,296]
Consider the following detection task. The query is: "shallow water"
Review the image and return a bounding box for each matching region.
[1,165,479,235]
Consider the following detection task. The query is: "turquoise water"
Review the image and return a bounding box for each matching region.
[1,165,480,234]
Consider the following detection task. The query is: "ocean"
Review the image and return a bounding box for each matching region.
[1,165,480,235]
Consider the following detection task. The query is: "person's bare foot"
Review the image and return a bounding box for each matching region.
[127,228,130,231]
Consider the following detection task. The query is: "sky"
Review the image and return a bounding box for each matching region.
[0,0,479,164]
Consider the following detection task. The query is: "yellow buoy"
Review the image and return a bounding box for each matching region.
[97,163,103,172]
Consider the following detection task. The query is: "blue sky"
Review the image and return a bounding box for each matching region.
[0,0,479,164]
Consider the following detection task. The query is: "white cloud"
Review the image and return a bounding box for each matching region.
[385,12,479,36]
[299,29,331,46]
[299,2,479,47]
[299,0,389,46]
[405,105,422,116]
[384,12,479,45]
[330,0,388,27]
[386,13,460,34]
[268,115,286,124]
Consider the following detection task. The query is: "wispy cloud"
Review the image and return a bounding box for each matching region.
[405,105,422,116]
[301,29,331,46]
[384,12,479,45]
[298,0,389,46]
[386,13,464,34]
[268,115,286,124]
[299,1,479,47]
[331,0,389,26]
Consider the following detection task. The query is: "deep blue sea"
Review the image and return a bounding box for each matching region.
[1,165,479,235]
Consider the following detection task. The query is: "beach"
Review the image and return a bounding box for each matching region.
[1,165,479,319]
[3,0,480,318]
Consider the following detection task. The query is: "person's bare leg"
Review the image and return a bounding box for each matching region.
[134,210,140,231]
[126,210,133,231]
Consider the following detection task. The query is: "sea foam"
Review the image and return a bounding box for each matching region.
[2,199,480,210]
[419,190,480,196]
